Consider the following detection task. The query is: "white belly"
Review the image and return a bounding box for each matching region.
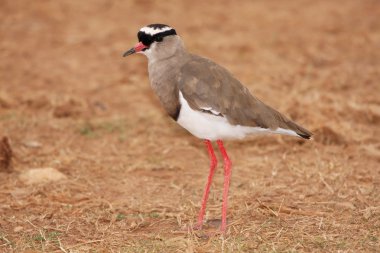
[176,92,298,141]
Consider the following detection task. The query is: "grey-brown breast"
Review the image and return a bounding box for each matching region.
[148,54,187,121]
[149,72,181,120]
[177,54,312,139]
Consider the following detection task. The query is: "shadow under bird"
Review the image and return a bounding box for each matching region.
[123,24,312,233]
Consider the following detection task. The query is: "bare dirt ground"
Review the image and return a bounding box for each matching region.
[1,0,379,252]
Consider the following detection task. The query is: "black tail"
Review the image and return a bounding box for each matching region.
[298,131,312,139]
[288,121,312,139]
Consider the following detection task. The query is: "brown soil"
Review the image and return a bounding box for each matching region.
[1,0,379,252]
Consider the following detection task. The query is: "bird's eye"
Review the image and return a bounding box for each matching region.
[156,36,163,42]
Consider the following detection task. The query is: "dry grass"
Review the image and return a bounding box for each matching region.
[1,0,380,252]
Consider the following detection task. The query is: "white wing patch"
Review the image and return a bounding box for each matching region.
[200,107,222,116]
[177,91,299,140]
[140,26,173,36]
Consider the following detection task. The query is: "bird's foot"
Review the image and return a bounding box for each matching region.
[193,223,203,230]
[195,219,228,232]
[179,222,202,232]
[178,219,228,236]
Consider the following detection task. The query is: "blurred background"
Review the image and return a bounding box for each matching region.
[0,0,379,251]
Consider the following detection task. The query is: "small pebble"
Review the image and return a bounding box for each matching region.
[14,226,23,232]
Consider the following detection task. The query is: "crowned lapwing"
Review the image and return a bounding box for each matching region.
[123,24,312,233]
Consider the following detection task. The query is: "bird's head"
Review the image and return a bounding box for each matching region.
[123,24,182,61]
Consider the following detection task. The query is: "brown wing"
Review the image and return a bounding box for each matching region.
[177,54,312,139]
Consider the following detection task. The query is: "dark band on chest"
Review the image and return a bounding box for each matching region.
[170,104,181,121]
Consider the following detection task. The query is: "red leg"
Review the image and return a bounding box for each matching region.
[197,139,217,228]
[216,140,232,232]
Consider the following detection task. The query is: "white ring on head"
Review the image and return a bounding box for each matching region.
[140,26,173,36]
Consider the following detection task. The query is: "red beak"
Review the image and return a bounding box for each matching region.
[123,42,147,57]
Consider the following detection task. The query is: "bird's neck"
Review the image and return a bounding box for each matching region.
[147,45,189,121]
[147,47,189,82]
[148,39,188,64]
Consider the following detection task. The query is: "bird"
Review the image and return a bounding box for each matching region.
[123,24,312,233]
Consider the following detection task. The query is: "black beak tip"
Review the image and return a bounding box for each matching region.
[123,48,136,57]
